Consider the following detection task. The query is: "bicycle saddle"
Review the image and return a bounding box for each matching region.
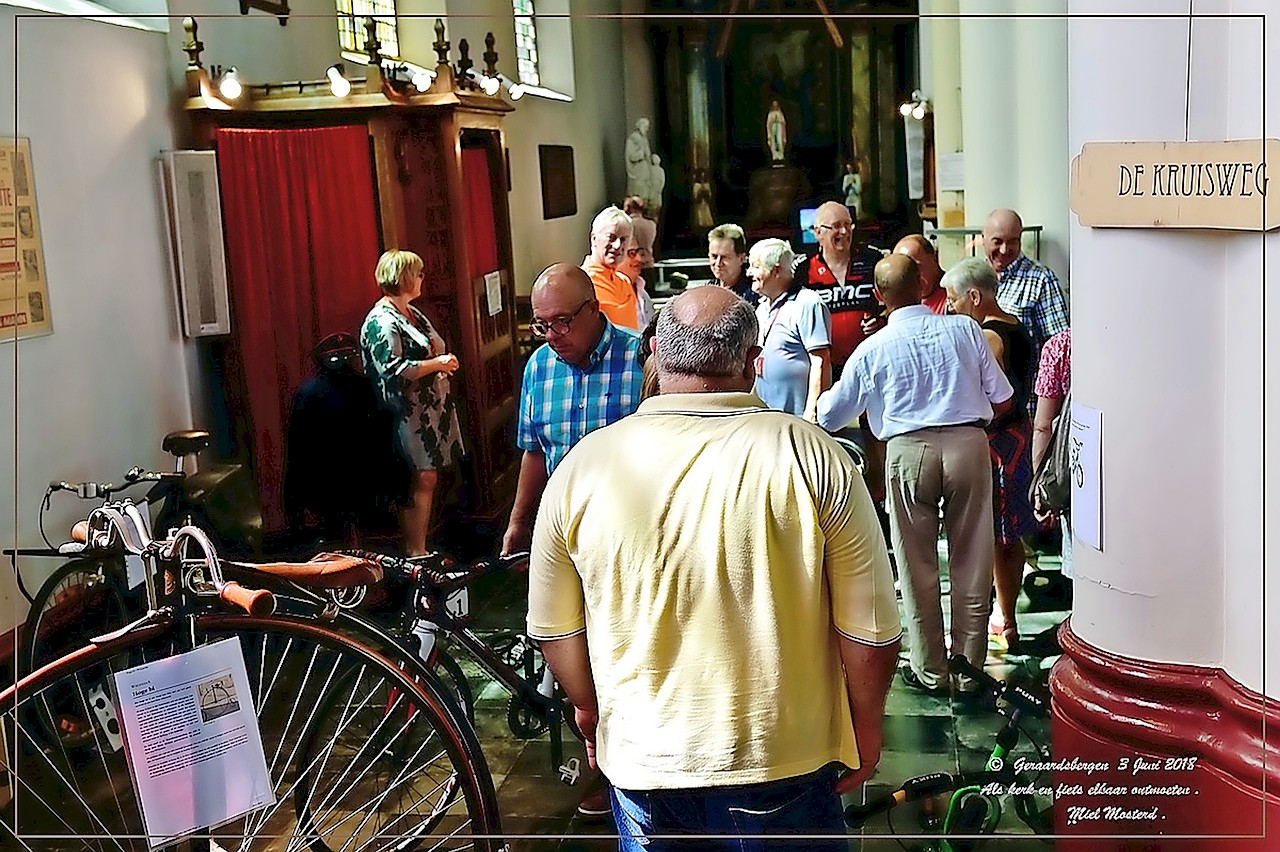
[162,429,212,457]
[224,552,383,589]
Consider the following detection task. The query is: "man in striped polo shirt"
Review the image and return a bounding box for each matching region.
[502,263,643,557]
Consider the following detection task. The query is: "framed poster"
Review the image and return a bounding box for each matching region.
[538,145,577,220]
[1,138,52,340]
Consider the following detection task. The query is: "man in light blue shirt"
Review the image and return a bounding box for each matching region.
[817,254,1013,696]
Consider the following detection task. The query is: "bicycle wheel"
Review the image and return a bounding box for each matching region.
[18,557,133,751]
[20,556,132,676]
[1,613,502,851]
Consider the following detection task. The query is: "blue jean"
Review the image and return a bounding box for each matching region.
[609,763,847,852]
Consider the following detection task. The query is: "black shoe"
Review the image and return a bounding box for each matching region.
[898,664,949,697]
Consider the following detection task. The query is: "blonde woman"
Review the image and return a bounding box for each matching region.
[360,250,463,556]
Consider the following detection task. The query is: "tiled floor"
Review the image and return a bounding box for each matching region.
[453,538,1069,851]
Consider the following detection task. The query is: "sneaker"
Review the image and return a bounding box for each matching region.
[898,663,949,697]
[576,787,613,820]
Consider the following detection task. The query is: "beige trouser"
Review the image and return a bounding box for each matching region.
[886,426,995,691]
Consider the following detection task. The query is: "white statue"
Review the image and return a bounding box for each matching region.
[766,100,787,163]
[843,161,863,221]
[647,153,666,218]
[625,117,654,201]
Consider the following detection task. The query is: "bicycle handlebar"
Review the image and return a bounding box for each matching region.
[48,467,183,500]
[70,506,275,617]
[949,654,1048,719]
[339,550,531,594]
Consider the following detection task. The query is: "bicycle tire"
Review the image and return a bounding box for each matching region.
[20,556,132,677]
[0,612,503,851]
[17,556,133,752]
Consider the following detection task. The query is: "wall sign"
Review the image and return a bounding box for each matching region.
[1,137,52,340]
[1070,139,1279,231]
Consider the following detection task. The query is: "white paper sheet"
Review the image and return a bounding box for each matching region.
[1070,403,1103,551]
[485,270,502,317]
[113,637,275,848]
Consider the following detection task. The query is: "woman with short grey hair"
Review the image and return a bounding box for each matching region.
[747,238,833,420]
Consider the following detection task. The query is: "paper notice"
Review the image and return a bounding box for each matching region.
[113,637,275,848]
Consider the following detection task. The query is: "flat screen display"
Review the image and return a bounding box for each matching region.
[798,207,819,244]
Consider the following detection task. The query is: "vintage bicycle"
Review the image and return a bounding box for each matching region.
[1,500,502,850]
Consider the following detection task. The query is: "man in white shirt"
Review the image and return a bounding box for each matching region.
[817,254,1014,695]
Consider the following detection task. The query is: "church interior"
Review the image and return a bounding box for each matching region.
[1,1,1277,850]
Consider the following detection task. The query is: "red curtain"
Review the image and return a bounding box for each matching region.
[216,126,380,531]
[461,147,499,276]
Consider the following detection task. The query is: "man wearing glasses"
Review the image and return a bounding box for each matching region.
[502,262,642,819]
[503,263,643,560]
[797,201,889,497]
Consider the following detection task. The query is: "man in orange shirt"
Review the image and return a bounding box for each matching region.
[582,206,641,330]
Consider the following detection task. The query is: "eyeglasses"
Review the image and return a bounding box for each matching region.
[816,222,853,235]
[530,300,592,337]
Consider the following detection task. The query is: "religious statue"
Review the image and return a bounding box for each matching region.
[625,117,654,201]
[690,168,714,230]
[766,100,787,163]
[647,153,666,219]
[842,160,864,221]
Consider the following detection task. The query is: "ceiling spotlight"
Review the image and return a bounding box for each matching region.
[327,63,351,98]
[480,74,500,96]
[508,82,525,101]
[412,67,434,92]
[219,67,242,100]
[899,102,912,117]
[912,103,927,120]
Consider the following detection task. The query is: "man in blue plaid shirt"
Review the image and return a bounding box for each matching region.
[502,262,643,556]
[982,208,1069,357]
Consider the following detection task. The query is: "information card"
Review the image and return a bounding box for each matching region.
[113,637,275,849]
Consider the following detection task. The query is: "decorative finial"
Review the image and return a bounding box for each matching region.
[363,17,382,67]
[433,19,450,66]
[456,38,474,85]
[483,32,499,78]
[182,17,204,71]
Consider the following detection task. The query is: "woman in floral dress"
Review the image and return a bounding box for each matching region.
[360,250,464,556]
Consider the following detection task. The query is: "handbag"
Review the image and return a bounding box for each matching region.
[1030,389,1072,512]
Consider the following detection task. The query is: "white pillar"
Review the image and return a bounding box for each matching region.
[1067,0,1275,695]
[921,0,965,266]
[957,0,1020,227]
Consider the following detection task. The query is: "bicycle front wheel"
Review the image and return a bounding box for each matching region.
[1,613,502,851]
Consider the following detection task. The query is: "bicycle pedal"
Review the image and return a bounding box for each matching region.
[86,683,123,752]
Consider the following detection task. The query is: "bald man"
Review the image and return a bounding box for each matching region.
[893,234,948,315]
[981,208,1068,356]
[502,263,642,556]
[530,285,900,845]
[818,254,1013,698]
[795,200,886,371]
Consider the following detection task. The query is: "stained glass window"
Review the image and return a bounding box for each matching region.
[336,0,399,59]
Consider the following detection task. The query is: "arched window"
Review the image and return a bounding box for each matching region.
[512,0,540,86]
[336,0,399,59]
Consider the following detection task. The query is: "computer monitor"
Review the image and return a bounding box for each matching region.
[798,206,820,245]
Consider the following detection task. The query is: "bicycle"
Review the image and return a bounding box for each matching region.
[11,430,270,685]
[1,501,502,850]
[843,654,1053,851]
[238,546,582,783]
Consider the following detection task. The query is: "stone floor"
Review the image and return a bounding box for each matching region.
[453,539,1069,852]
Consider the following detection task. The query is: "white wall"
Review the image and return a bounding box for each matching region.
[1067,0,1272,696]
[1,9,193,636]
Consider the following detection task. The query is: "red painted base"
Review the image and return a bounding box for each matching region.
[1050,620,1280,850]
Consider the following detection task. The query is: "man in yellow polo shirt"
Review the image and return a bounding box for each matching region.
[582,205,641,330]
[528,286,901,849]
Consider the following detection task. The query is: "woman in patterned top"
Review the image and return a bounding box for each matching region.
[360,250,464,556]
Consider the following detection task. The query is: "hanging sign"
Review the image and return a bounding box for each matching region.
[1070,138,1280,231]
